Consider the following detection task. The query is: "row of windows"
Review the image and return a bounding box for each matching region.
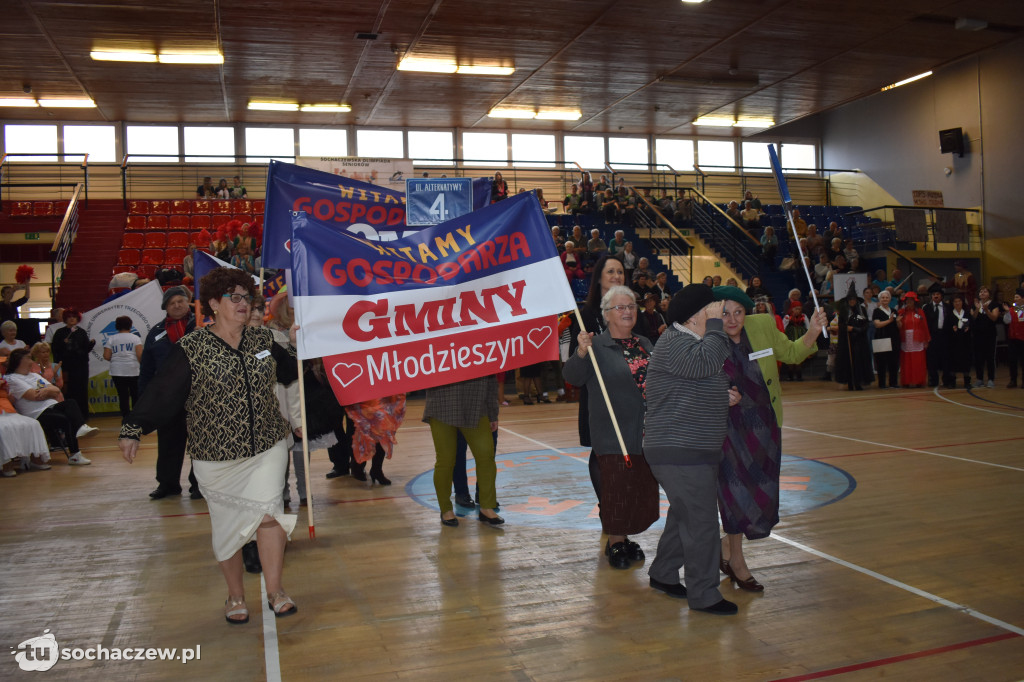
[1,123,817,173]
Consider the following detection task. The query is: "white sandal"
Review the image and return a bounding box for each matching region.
[224,596,249,625]
[267,591,297,618]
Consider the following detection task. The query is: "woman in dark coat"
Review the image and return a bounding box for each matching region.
[51,309,95,417]
[835,285,873,390]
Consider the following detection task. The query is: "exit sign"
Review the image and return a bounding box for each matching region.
[24,232,40,240]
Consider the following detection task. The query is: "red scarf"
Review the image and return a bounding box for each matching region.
[165,316,188,343]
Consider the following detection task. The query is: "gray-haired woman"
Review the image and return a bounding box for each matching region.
[563,285,659,570]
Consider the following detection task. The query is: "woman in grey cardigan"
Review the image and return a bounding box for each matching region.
[563,285,660,570]
[644,284,739,616]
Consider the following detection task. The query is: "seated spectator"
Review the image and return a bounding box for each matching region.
[631,273,657,301]
[621,242,637,281]
[29,342,62,389]
[0,368,51,477]
[578,171,595,213]
[740,190,762,211]
[807,224,826,259]
[654,272,673,300]
[814,254,833,287]
[3,348,93,465]
[183,244,196,279]
[1,321,26,353]
[571,224,585,246]
[760,226,778,266]
[607,230,626,255]
[657,189,676,216]
[196,176,215,199]
[740,201,762,230]
[702,276,714,287]
[826,221,843,241]
[791,208,808,239]
[746,276,770,301]
[872,269,890,291]
[638,188,656,217]
[726,201,742,222]
[491,172,509,203]
[712,275,722,287]
[230,176,247,199]
[725,278,739,287]
[215,178,230,199]
[551,226,565,252]
[784,288,803,314]
[563,184,583,214]
[587,229,607,255]
[595,174,610,194]
[600,189,622,224]
[843,239,859,264]
[231,241,257,275]
[561,242,585,280]
[632,257,653,283]
[658,296,670,316]
[827,238,843,263]
[673,195,693,223]
[792,237,809,259]
[639,293,667,343]
[536,188,554,212]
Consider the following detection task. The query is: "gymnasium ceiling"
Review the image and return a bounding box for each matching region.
[2,0,1023,137]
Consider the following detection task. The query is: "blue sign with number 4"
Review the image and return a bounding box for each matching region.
[405,177,474,226]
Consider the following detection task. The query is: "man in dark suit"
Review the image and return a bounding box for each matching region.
[923,283,955,388]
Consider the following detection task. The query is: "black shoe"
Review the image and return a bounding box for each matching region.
[454,493,475,507]
[242,541,262,574]
[691,599,738,615]
[440,513,459,527]
[649,577,687,598]
[478,512,505,526]
[189,487,203,500]
[351,468,368,482]
[605,541,631,569]
[623,538,645,562]
[325,468,348,479]
[149,486,181,500]
[538,397,552,403]
[370,472,391,486]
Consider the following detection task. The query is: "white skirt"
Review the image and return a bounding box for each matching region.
[0,413,50,467]
[192,440,297,562]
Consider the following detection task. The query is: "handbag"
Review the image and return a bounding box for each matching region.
[872,337,892,353]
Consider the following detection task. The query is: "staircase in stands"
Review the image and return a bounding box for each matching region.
[55,199,126,312]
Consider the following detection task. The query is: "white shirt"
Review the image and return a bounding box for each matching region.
[104,332,142,377]
[43,322,65,344]
[5,372,59,419]
[0,339,27,352]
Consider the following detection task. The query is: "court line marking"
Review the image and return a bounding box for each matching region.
[497,426,588,464]
[809,435,1024,461]
[783,425,1024,472]
[772,533,1024,636]
[967,387,1024,411]
[261,574,283,682]
[785,390,933,405]
[938,386,1024,416]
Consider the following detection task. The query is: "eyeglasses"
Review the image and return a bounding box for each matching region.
[606,304,637,313]
[222,293,254,304]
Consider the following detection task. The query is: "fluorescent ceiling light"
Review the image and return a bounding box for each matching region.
[90,50,157,62]
[158,53,224,64]
[0,98,39,107]
[456,65,515,76]
[488,108,536,119]
[300,104,352,112]
[398,57,457,73]
[881,71,932,92]
[681,0,708,3]
[248,101,299,111]
[38,98,96,108]
[734,117,774,128]
[537,109,582,120]
[693,116,736,126]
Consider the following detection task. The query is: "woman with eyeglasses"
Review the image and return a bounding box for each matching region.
[118,267,300,625]
[563,285,659,569]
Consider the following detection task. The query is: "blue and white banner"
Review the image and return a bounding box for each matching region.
[406,177,474,226]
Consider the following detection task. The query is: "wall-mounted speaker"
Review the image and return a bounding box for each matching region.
[939,127,965,157]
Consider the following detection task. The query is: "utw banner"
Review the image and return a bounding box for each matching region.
[262,160,408,269]
[290,192,576,404]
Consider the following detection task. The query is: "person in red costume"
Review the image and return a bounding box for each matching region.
[897,292,930,388]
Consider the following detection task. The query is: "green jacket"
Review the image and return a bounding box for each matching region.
[742,314,817,427]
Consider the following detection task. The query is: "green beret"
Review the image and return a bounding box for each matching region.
[712,285,754,313]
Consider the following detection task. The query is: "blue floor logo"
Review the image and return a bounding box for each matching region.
[406,449,856,529]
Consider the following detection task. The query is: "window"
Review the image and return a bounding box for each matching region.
[299,128,348,157]
[696,140,735,172]
[184,126,235,163]
[782,143,817,174]
[4,125,57,161]
[408,131,453,165]
[654,138,694,172]
[511,133,555,168]
[63,125,116,162]
[741,142,771,172]
[462,132,507,167]
[564,136,605,170]
[608,137,648,171]
[126,125,179,162]
[245,127,295,163]
[356,130,404,158]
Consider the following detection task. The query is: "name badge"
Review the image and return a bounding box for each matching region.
[255,349,271,360]
[749,348,774,361]
[154,331,167,341]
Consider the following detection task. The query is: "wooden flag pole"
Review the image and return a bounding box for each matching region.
[572,307,631,467]
[294,358,315,539]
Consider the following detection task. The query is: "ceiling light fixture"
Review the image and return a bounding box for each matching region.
[397,57,457,73]
[693,116,736,126]
[38,98,96,108]
[90,50,157,62]
[734,117,774,128]
[299,104,352,112]
[248,101,299,111]
[0,98,39,107]
[456,65,515,76]
[158,53,224,64]
[881,71,932,92]
[488,108,537,119]
[680,0,708,4]
[536,109,582,120]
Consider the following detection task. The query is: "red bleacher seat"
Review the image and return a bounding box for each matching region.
[142,249,164,265]
[129,200,149,214]
[144,233,166,249]
[136,264,158,280]
[171,200,191,215]
[193,200,211,213]
[212,200,232,214]
[164,248,186,265]
[252,200,265,214]
[53,200,70,216]
[150,200,170,214]
[169,215,190,230]
[212,214,230,229]
[191,214,210,229]
[167,232,190,248]
[33,202,54,216]
[118,249,141,265]
[9,202,33,216]
[254,215,264,230]
[233,214,253,225]
[111,265,136,275]
[192,231,211,248]
[147,215,168,230]
[126,215,146,230]
[235,200,253,214]
[121,233,144,249]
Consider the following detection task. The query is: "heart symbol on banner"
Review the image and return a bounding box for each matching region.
[527,326,552,350]
[331,361,364,388]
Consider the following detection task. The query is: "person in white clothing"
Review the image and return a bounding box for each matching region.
[103,316,144,422]
[0,320,27,353]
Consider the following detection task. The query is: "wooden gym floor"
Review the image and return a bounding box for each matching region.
[2,377,1023,681]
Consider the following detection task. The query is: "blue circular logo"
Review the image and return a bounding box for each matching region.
[406,449,856,528]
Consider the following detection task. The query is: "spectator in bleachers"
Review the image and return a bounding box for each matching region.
[587,229,607,257]
[726,278,739,287]
[946,260,977,306]
[212,231,231,261]
[196,176,215,199]
[658,189,676,216]
[183,244,196,280]
[826,238,843,263]
[760,226,778,267]
[638,292,667,343]
[832,253,850,273]
[791,209,808,239]
[537,189,553,212]
[551,226,564,252]
[825,222,843,241]
[819,268,835,300]
[235,222,258,255]
[726,201,742,222]
[638,188,656,218]
[490,172,509,203]
[1,284,31,323]
[740,190,761,211]
[608,230,626,256]
[103,316,143,422]
[843,239,859,264]
[230,176,248,199]
[561,241,584,281]
[897,292,930,388]
[659,296,670,316]
[674,195,693,223]
[784,288,802,315]
[745,276,769,301]
[1,321,26,353]
[215,178,231,199]
[1002,288,1024,388]
[0,363,52,477]
[702,276,714,287]
[231,240,257,275]
[51,310,95,417]
[563,184,582,214]
[579,171,595,213]
[600,188,621,223]
[806,225,826,259]
[740,201,761,231]
[949,294,973,389]
[654,272,673,300]
[712,275,722,287]
[872,290,900,389]
[569,224,583,245]
[872,269,889,290]
[971,286,1000,388]
[595,174,610,194]
[813,254,833,289]
[632,257,653,283]
[621,242,637,281]
[631,273,657,302]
